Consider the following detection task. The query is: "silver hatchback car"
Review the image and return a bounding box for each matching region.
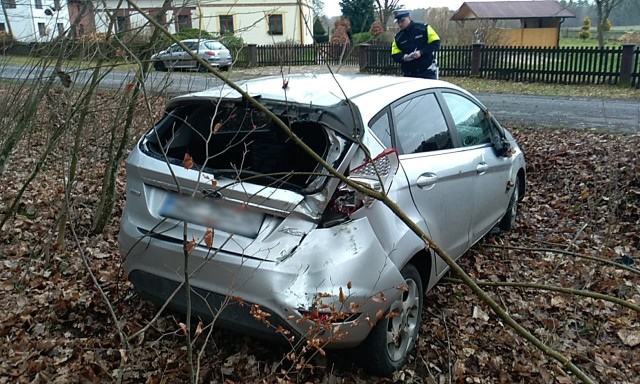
[152,39,232,72]
[119,74,525,375]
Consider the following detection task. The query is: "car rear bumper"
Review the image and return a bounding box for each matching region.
[119,214,405,347]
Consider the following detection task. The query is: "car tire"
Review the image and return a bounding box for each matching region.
[354,263,423,376]
[153,61,167,71]
[197,63,208,73]
[220,65,231,71]
[499,176,520,231]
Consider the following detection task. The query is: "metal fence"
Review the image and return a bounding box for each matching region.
[236,43,359,67]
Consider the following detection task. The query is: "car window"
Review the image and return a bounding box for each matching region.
[168,44,182,52]
[393,93,451,154]
[369,112,392,148]
[183,41,199,50]
[205,41,225,50]
[443,93,492,147]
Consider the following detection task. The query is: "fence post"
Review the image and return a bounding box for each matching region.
[248,44,258,67]
[471,43,483,77]
[619,44,636,85]
[358,44,369,72]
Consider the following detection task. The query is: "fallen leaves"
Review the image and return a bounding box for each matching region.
[0,87,639,384]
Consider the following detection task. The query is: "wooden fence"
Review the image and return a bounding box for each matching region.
[236,43,639,88]
[361,44,640,88]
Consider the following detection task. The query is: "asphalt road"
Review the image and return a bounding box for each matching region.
[2,64,639,132]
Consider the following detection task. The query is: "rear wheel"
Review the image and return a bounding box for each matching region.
[499,176,520,231]
[153,60,167,71]
[355,263,423,376]
[220,65,230,71]
[197,63,208,73]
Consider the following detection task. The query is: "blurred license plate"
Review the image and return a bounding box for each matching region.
[160,193,264,238]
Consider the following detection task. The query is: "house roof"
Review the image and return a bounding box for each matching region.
[451,1,576,21]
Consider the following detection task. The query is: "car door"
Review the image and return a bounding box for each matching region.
[440,91,514,243]
[392,91,476,276]
[180,41,199,68]
[165,44,185,68]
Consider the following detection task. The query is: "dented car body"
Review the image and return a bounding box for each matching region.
[119,74,526,375]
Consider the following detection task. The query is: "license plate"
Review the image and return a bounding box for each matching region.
[160,193,264,238]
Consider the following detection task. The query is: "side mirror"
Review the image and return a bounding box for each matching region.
[493,134,511,157]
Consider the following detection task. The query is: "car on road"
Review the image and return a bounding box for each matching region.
[119,74,526,375]
[151,39,232,72]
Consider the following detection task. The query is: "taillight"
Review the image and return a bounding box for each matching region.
[322,149,399,225]
[204,51,217,56]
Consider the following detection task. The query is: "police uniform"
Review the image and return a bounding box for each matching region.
[391,12,441,79]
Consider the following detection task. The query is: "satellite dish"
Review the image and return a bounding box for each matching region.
[44,8,54,16]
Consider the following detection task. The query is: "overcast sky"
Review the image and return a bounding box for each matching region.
[323,0,509,17]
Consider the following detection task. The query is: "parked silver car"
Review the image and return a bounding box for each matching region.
[119,74,526,375]
[151,39,232,72]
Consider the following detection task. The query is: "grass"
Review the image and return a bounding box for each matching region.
[559,37,622,47]
[444,76,639,100]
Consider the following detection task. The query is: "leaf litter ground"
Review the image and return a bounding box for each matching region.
[0,93,638,383]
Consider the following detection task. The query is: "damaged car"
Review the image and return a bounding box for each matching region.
[119,74,526,375]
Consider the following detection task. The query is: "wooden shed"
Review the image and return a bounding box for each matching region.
[451,1,575,47]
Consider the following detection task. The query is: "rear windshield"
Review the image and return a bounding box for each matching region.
[145,101,331,190]
[204,41,225,50]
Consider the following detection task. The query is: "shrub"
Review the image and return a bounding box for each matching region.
[352,32,372,44]
[173,28,216,41]
[219,33,244,57]
[604,19,612,32]
[369,21,384,38]
[0,31,15,51]
[580,16,591,40]
[313,35,329,43]
[313,17,326,36]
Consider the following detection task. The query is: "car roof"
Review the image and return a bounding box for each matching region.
[179,73,464,105]
[175,73,472,124]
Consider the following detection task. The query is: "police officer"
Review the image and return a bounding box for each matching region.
[391,9,441,79]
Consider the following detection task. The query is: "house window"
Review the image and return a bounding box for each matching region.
[35,0,43,9]
[0,23,5,32]
[115,16,128,34]
[38,23,47,37]
[176,14,191,32]
[268,14,283,35]
[57,23,64,36]
[219,15,234,35]
[2,0,16,9]
[53,0,60,10]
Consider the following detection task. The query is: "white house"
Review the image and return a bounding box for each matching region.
[196,0,314,45]
[0,0,71,42]
[1,0,313,44]
[91,0,313,44]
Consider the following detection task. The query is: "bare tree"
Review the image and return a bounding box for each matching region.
[374,0,400,31]
[593,0,625,47]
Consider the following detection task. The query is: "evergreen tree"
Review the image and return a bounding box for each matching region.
[339,0,376,34]
[579,16,591,40]
[313,17,326,36]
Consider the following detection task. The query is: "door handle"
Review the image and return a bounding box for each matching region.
[416,173,438,189]
[476,163,488,174]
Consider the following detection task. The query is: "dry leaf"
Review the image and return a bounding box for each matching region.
[204,228,214,248]
[617,329,640,347]
[183,153,194,169]
[338,287,346,303]
[473,306,490,321]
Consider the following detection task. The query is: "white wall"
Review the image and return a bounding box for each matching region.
[197,0,314,44]
[0,0,70,42]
